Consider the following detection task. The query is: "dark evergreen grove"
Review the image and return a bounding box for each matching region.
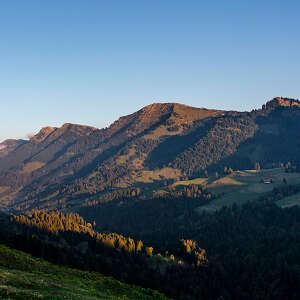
[1,98,300,212]
[1,98,300,298]
[1,187,300,299]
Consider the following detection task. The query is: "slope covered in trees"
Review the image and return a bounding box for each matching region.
[1,97,300,213]
[1,97,300,299]
[0,210,208,299]
[2,188,300,299]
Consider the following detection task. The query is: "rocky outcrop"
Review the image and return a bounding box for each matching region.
[263,97,300,110]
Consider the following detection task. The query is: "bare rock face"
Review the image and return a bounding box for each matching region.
[263,97,300,110]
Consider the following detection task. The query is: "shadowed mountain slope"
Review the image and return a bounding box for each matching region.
[0,139,27,158]
[1,98,300,212]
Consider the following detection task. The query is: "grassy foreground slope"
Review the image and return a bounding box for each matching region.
[0,245,169,300]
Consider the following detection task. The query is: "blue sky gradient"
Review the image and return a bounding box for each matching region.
[1,1,300,141]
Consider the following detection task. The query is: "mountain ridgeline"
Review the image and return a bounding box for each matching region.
[0,139,26,158]
[2,97,300,300]
[1,97,300,212]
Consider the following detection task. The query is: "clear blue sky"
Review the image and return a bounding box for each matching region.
[1,0,300,142]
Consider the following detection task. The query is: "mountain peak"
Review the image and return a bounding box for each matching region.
[140,102,223,116]
[31,123,98,143]
[31,126,57,143]
[263,97,300,110]
[139,102,175,114]
[140,102,203,112]
[61,123,97,133]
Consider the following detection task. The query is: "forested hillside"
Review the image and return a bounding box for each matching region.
[0,97,300,214]
[2,97,300,298]
[1,191,300,299]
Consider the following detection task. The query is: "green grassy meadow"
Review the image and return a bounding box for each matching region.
[192,168,300,212]
[0,245,169,300]
[276,192,300,208]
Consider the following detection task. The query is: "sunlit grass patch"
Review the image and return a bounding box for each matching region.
[0,245,170,300]
[171,178,207,187]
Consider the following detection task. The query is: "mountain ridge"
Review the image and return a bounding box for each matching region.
[1,97,300,212]
[264,97,300,110]
[0,139,27,158]
[20,97,295,143]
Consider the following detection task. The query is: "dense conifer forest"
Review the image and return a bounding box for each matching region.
[2,98,300,298]
[1,98,300,212]
[1,182,300,299]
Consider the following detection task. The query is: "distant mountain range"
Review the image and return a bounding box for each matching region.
[1,97,300,212]
[0,139,26,158]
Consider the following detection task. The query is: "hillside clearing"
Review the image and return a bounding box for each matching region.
[171,178,208,187]
[276,192,300,208]
[197,168,300,213]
